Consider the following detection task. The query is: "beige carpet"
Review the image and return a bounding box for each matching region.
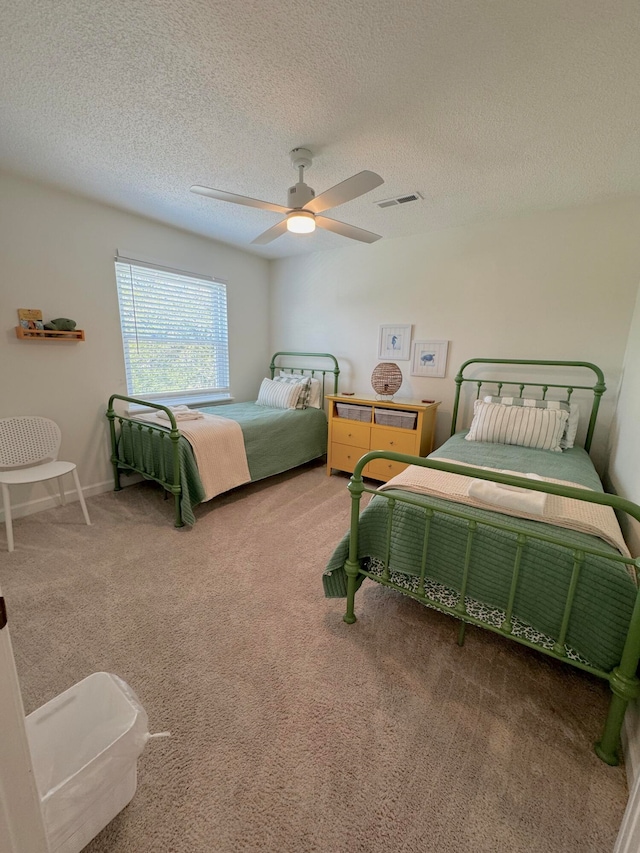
[0,461,628,852]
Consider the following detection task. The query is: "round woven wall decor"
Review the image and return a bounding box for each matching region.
[371,362,403,397]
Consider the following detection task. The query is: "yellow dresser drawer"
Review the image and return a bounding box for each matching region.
[370,426,417,455]
[333,419,371,448]
[366,457,410,481]
[330,442,370,473]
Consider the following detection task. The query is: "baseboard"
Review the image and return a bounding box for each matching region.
[0,479,114,523]
[622,700,640,789]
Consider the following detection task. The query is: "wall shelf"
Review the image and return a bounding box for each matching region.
[15,326,85,341]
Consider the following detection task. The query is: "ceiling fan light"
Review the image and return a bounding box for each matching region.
[286,210,316,234]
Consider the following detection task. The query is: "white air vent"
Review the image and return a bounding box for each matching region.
[375,192,423,209]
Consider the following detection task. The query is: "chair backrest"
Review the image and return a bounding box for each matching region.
[0,417,62,468]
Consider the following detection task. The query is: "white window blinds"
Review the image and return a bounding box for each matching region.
[114,257,229,401]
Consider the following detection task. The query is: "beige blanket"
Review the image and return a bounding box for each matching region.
[135,412,251,501]
[379,459,630,558]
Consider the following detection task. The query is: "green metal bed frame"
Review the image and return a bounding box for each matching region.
[341,359,640,765]
[106,351,340,528]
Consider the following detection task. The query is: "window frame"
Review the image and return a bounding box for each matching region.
[114,254,232,409]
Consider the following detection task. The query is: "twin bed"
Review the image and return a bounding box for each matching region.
[324,358,640,765]
[107,352,339,525]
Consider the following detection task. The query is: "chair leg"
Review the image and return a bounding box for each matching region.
[58,476,66,506]
[1,483,14,552]
[71,468,91,526]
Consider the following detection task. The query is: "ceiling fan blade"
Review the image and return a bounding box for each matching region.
[315,215,382,244]
[304,170,384,214]
[251,219,289,245]
[190,185,290,215]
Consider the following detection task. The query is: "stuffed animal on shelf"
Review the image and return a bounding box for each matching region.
[44,318,77,331]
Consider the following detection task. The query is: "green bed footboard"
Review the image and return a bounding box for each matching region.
[106,396,186,527]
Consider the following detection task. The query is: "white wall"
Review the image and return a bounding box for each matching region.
[0,171,270,513]
[607,281,640,791]
[607,283,640,554]
[270,199,640,470]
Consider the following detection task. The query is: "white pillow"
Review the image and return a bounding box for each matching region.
[483,396,579,450]
[309,378,324,408]
[274,374,311,408]
[277,372,323,408]
[560,403,580,450]
[256,377,303,409]
[466,400,569,452]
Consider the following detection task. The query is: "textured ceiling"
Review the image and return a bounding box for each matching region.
[2,0,640,258]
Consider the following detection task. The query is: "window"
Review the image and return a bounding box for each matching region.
[114,256,230,405]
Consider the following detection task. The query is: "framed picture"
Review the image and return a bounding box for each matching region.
[378,324,411,360]
[411,340,449,378]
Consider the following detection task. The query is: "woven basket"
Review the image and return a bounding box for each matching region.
[371,362,403,397]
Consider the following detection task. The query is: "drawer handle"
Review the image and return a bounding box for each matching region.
[389,441,394,446]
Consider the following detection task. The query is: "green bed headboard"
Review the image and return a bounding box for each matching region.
[269,351,340,398]
[450,359,606,453]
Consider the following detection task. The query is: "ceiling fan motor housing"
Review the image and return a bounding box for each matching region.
[288,182,315,208]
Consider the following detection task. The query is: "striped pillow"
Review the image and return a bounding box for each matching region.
[275,373,311,409]
[484,396,579,450]
[484,396,569,412]
[256,377,303,409]
[466,400,569,452]
[279,372,323,408]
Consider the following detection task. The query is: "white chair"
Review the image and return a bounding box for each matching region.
[0,417,91,552]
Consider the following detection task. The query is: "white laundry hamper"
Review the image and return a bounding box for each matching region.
[26,672,150,853]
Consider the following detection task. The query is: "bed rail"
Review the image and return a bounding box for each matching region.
[342,450,640,765]
[106,396,185,527]
[451,359,606,453]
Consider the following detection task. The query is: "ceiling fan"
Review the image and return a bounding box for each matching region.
[191,148,384,245]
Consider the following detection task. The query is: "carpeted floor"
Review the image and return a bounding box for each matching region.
[0,461,628,851]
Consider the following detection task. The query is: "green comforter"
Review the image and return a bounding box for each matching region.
[117,403,327,525]
[323,433,637,672]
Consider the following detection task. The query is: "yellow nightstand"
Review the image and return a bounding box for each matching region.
[325,395,440,482]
